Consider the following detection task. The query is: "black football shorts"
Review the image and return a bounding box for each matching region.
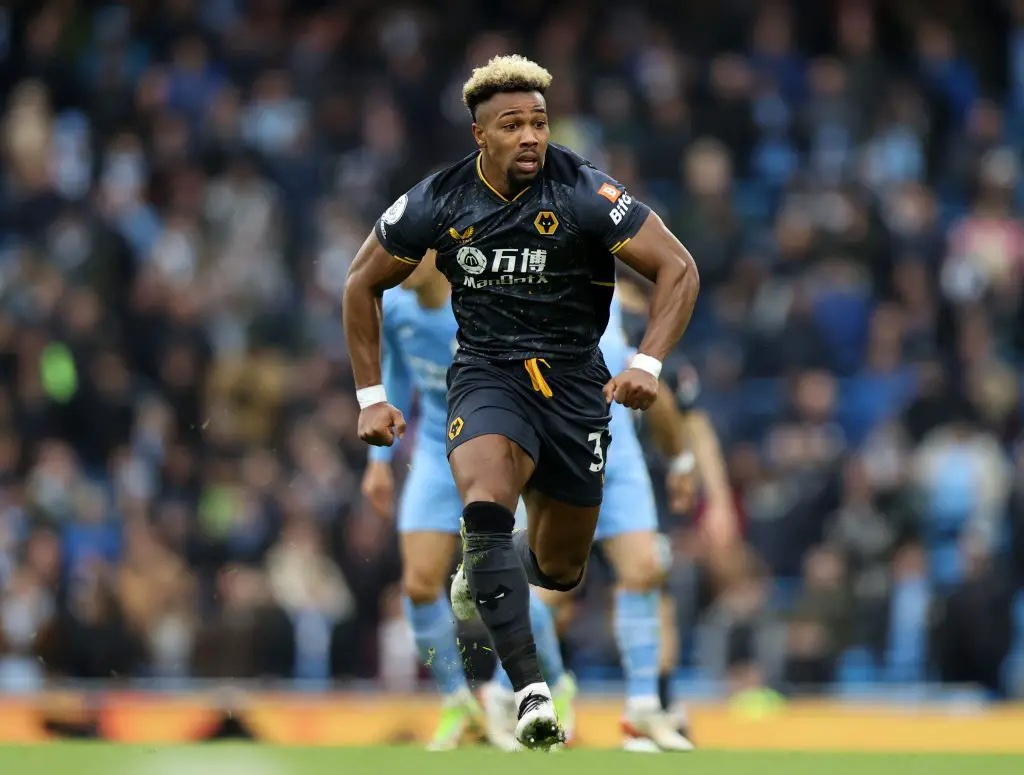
[445,350,613,507]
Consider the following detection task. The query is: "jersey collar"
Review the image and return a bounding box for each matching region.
[476,152,533,203]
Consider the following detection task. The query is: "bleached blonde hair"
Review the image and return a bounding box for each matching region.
[462,55,553,118]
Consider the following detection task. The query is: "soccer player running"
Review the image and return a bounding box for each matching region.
[475,291,717,751]
[359,251,578,751]
[344,55,699,750]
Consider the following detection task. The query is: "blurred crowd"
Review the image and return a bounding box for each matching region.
[0,0,1023,699]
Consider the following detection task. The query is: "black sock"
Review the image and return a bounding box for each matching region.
[511,529,585,592]
[658,671,673,711]
[463,501,542,691]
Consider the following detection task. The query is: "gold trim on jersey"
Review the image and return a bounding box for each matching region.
[609,238,631,254]
[476,153,531,203]
[590,281,615,287]
[524,357,553,398]
[391,255,421,265]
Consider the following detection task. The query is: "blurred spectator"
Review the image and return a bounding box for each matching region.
[912,406,1012,590]
[0,564,53,690]
[785,546,853,692]
[191,564,294,679]
[932,539,1015,695]
[827,456,916,653]
[914,21,978,129]
[377,584,419,694]
[118,520,195,679]
[40,559,143,680]
[697,546,785,693]
[673,138,744,288]
[265,516,356,682]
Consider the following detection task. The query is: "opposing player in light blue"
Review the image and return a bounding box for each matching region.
[359,251,575,751]
[465,290,700,752]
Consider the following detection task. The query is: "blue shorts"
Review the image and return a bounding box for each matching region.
[397,440,463,535]
[594,429,658,541]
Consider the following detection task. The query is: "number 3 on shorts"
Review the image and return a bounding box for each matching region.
[588,430,605,473]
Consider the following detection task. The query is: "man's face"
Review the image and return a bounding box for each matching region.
[472,91,550,192]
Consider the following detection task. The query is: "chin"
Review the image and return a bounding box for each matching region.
[508,168,540,188]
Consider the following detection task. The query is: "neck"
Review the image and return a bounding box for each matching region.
[415,280,449,310]
[480,153,513,199]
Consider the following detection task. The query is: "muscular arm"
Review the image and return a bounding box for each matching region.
[645,389,732,500]
[342,232,418,390]
[682,410,732,507]
[614,213,699,362]
[645,381,688,457]
[367,308,415,464]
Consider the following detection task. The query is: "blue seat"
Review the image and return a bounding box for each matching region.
[837,372,917,444]
[836,647,879,686]
[733,179,778,225]
[884,576,930,683]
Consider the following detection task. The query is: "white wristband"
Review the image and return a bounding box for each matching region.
[357,385,388,409]
[669,451,696,475]
[630,353,663,380]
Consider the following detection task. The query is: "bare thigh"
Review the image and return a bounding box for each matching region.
[523,488,600,585]
[603,530,668,591]
[449,434,535,511]
[400,532,460,605]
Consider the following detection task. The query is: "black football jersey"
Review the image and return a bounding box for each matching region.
[373,143,651,363]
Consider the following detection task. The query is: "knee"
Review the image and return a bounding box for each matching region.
[402,563,446,606]
[616,558,666,592]
[614,534,670,591]
[451,439,525,512]
[462,485,519,515]
[534,547,588,589]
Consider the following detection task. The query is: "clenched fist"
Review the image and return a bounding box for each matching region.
[603,367,659,410]
[358,402,407,446]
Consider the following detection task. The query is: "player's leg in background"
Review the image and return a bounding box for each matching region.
[395,455,483,750]
[657,588,690,734]
[597,448,695,752]
[604,531,663,709]
[449,433,563,749]
[604,530,693,752]
[400,531,464,693]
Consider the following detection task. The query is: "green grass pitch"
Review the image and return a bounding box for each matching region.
[0,744,1022,775]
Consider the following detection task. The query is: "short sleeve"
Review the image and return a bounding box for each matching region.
[573,165,652,254]
[373,178,437,264]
